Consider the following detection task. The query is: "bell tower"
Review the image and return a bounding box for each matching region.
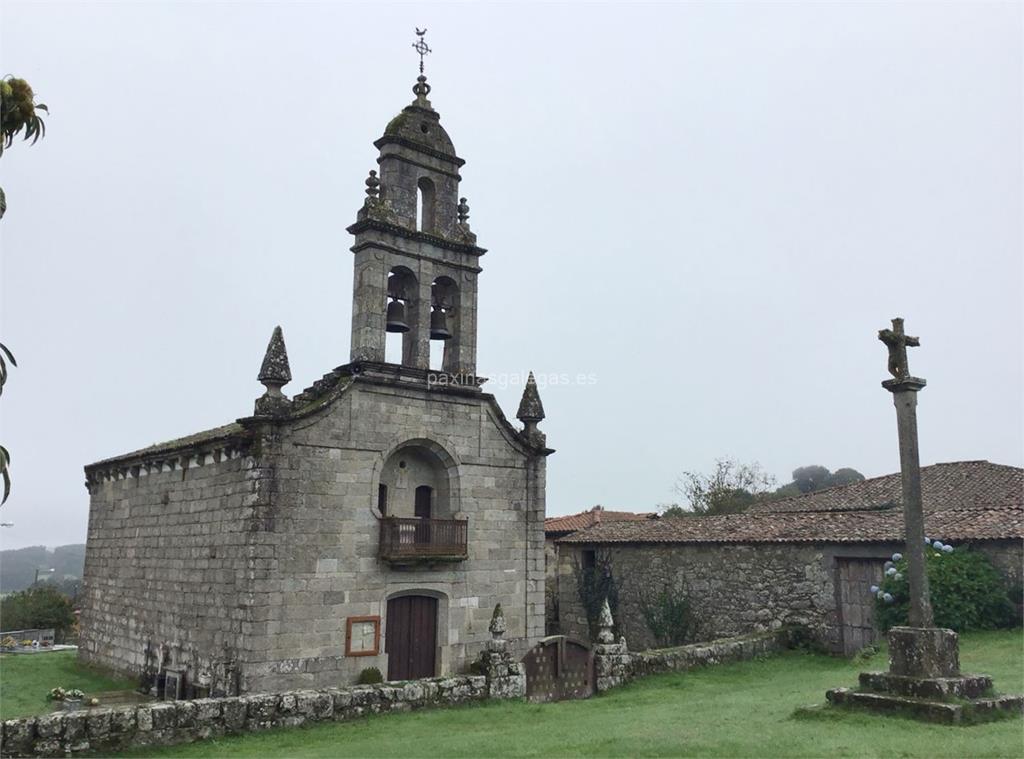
[346,31,484,379]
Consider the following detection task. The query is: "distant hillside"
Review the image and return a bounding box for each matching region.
[0,544,86,593]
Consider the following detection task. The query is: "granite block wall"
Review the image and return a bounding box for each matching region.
[79,448,255,696]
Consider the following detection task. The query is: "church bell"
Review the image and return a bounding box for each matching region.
[429,307,452,341]
[385,299,409,333]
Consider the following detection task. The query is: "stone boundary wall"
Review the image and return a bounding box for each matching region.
[593,628,791,692]
[1,675,490,757]
[4,612,528,759]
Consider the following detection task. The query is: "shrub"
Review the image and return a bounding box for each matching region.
[638,585,699,648]
[875,547,1015,632]
[356,667,383,684]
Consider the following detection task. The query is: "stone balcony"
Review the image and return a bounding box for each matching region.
[379,517,469,566]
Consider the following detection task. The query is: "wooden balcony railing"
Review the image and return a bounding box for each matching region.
[379,517,469,564]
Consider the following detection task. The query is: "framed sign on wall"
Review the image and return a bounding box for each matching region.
[346,615,381,657]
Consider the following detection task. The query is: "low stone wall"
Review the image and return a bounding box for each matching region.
[594,629,791,692]
[2,676,489,757]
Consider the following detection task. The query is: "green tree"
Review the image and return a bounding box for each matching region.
[769,465,866,500]
[792,465,832,494]
[668,458,776,517]
[0,585,76,641]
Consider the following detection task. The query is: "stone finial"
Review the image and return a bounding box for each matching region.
[365,169,380,199]
[255,326,292,416]
[517,372,546,446]
[517,372,545,423]
[487,603,508,653]
[489,603,507,639]
[597,598,615,644]
[457,197,470,225]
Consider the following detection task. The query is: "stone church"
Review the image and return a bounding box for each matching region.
[79,67,551,696]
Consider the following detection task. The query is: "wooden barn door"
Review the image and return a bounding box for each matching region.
[385,595,438,681]
[837,558,885,655]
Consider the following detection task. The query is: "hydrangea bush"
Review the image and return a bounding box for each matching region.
[872,542,1016,632]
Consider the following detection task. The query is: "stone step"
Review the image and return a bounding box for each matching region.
[827,687,1024,725]
[858,671,992,700]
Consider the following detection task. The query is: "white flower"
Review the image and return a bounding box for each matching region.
[876,590,885,600]
[933,540,944,550]
[924,537,931,544]
[894,572,902,581]
[884,561,894,570]
[943,544,954,553]
[886,567,897,576]
[883,593,893,603]
[870,585,879,594]
[892,553,903,562]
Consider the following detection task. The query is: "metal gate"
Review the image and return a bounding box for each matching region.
[521,635,594,702]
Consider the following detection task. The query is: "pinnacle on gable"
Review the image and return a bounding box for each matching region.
[258,326,292,386]
[516,371,545,423]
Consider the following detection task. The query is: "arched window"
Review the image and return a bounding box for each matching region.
[417,176,436,233]
[385,267,417,364]
[429,277,459,371]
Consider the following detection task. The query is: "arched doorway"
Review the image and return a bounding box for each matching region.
[385,595,438,680]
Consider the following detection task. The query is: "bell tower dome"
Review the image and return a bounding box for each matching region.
[346,35,485,380]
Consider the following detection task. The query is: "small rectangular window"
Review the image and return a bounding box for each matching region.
[378,484,388,516]
[582,549,596,570]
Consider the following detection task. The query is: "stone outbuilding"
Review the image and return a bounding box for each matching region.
[543,507,655,633]
[79,69,551,696]
[556,461,1022,655]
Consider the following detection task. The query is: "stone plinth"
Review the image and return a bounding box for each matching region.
[888,627,959,678]
[825,626,1023,725]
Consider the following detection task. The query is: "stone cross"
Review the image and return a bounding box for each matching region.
[878,317,933,627]
[878,317,920,381]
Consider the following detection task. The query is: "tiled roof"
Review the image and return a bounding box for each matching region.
[559,462,1022,546]
[748,461,1022,514]
[545,507,656,536]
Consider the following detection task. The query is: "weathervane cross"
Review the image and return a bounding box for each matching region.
[878,317,920,381]
[413,28,431,74]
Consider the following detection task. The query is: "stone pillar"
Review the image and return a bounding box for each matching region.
[476,604,526,699]
[885,378,933,627]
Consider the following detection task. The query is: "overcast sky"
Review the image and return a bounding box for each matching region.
[1,1,1020,550]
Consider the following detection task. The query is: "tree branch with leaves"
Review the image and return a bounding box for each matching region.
[0,74,48,504]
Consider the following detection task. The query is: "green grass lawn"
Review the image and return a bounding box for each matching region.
[0,650,137,719]
[119,629,1023,759]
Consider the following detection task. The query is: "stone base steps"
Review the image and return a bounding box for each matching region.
[858,671,992,700]
[826,686,1024,725]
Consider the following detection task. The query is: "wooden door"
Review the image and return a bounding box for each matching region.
[414,486,432,544]
[385,595,438,680]
[837,558,885,655]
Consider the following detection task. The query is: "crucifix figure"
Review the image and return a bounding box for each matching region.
[878,317,920,381]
